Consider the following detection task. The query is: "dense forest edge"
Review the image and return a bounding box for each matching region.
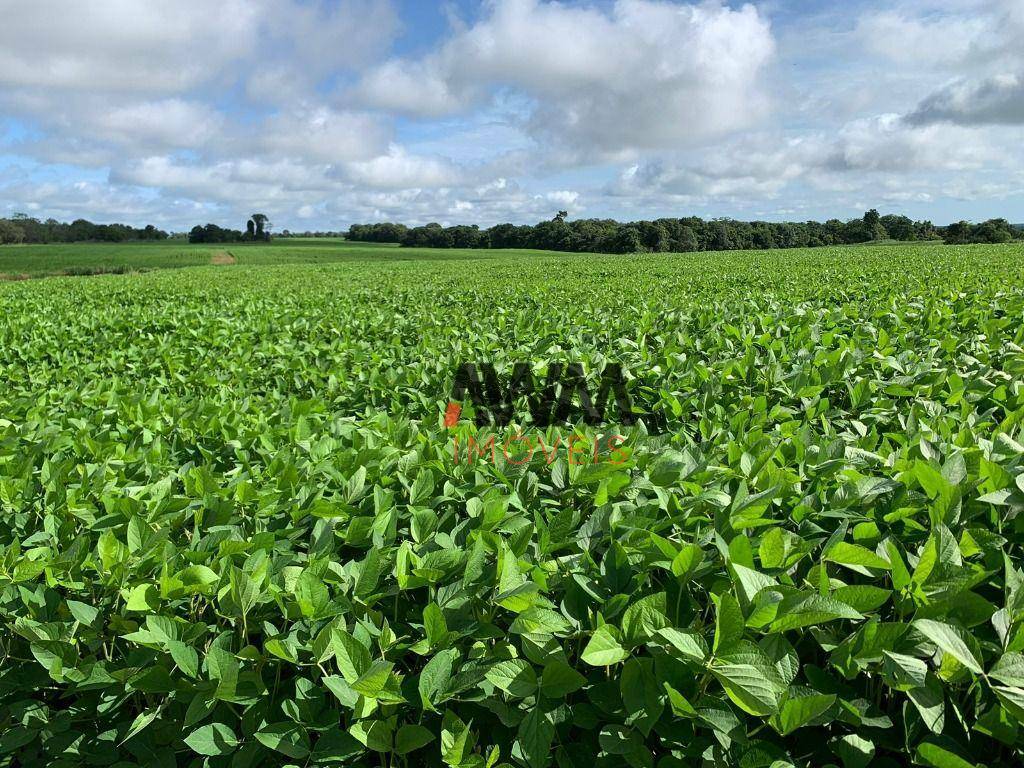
[0,215,169,244]
[2,210,1021,252]
[0,213,273,245]
[346,210,1022,253]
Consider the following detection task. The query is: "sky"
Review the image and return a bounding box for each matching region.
[0,0,1022,232]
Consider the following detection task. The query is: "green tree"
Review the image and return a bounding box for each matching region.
[863,209,887,240]
[0,219,27,244]
[251,214,271,241]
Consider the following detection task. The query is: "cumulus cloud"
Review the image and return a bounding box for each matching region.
[0,0,398,95]
[343,146,467,189]
[855,11,989,69]
[823,115,994,173]
[906,73,1024,126]
[0,1,400,171]
[0,1,257,94]
[355,0,775,154]
[855,0,1024,70]
[260,107,392,164]
[612,115,1001,203]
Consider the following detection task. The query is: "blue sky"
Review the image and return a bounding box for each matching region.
[1,0,1022,231]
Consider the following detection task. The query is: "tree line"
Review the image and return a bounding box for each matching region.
[0,214,168,245]
[346,211,1021,253]
[188,214,272,243]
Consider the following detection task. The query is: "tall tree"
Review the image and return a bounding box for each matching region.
[251,213,271,241]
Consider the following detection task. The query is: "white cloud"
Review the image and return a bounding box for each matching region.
[824,115,994,173]
[89,99,227,151]
[611,115,1006,203]
[855,11,988,69]
[854,0,1024,71]
[906,73,1024,126]
[355,0,775,154]
[343,145,467,189]
[0,0,398,96]
[260,107,391,164]
[0,1,257,93]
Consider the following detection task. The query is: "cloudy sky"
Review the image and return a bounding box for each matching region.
[1,0,1022,231]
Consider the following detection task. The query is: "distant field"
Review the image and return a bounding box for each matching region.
[0,236,997,279]
[0,238,423,277]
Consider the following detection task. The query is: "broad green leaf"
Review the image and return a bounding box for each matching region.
[713,592,744,652]
[824,542,891,570]
[540,660,586,698]
[515,707,554,768]
[656,627,708,664]
[333,629,371,683]
[912,619,983,674]
[771,689,836,735]
[486,659,537,698]
[184,723,238,756]
[581,625,628,666]
[769,593,862,632]
[255,722,310,759]
[419,648,457,711]
[395,724,434,755]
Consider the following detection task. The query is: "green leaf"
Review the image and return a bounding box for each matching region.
[350,719,393,753]
[711,647,786,716]
[824,541,891,570]
[178,565,219,594]
[206,647,238,700]
[168,640,199,678]
[912,619,983,674]
[914,736,975,768]
[832,585,891,613]
[122,708,160,744]
[989,652,1024,687]
[769,593,862,632]
[515,707,554,768]
[255,722,310,759]
[760,527,786,569]
[656,627,708,663]
[423,602,449,647]
[67,600,99,625]
[581,625,628,666]
[333,628,371,683]
[908,675,946,734]
[294,568,329,618]
[485,659,537,698]
[125,583,158,611]
[771,690,836,735]
[672,543,704,579]
[832,733,874,768]
[419,648,456,711]
[441,710,474,767]
[540,660,587,698]
[351,660,395,699]
[620,592,669,645]
[184,723,238,756]
[395,724,434,755]
[713,592,744,652]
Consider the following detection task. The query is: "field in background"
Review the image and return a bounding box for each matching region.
[0,236,1005,279]
[0,238,414,278]
[2,243,1024,767]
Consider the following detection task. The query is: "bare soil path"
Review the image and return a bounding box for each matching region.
[210,251,236,265]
